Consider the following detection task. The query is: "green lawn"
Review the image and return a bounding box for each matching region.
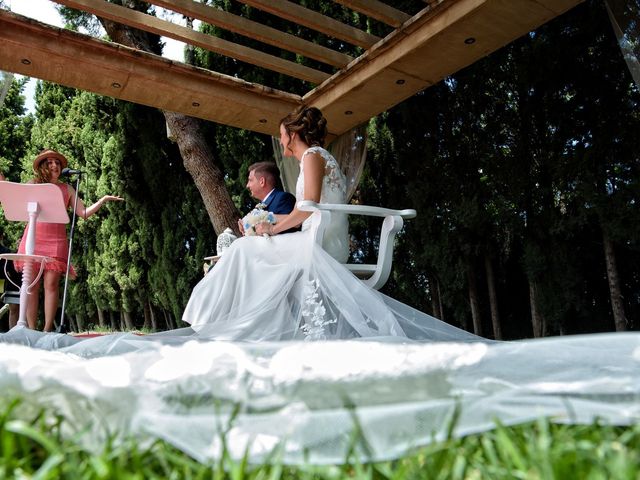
[1,398,639,479]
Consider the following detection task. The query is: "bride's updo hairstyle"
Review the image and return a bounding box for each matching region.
[280,106,327,148]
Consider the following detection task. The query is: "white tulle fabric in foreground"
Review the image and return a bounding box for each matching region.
[0,330,639,464]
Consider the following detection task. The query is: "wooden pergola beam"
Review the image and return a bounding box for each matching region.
[306,0,584,135]
[332,0,411,28]
[146,0,353,68]
[52,0,330,84]
[0,10,300,135]
[236,0,380,49]
[0,0,586,138]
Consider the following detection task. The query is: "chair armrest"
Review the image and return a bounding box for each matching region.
[297,200,417,290]
[297,200,416,219]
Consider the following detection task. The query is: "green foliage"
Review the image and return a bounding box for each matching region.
[4,80,212,329]
[359,0,640,336]
[0,78,32,249]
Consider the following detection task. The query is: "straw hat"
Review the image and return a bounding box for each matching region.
[33,150,68,172]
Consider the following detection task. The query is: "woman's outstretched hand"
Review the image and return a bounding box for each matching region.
[100,195,124,205]
[81,195,125,219]
[97,195,124,207]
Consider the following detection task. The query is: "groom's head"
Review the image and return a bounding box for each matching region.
[247,162,280,200]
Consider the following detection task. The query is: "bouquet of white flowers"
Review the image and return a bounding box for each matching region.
[242,203,276,236]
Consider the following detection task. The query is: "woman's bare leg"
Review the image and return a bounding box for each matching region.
[26,279,41,330]
[8,304,19,329]
[42,270,62,332]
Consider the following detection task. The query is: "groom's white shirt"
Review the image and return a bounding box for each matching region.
[262,189,275,203]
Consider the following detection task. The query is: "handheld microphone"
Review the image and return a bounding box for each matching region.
[61,168,83,177]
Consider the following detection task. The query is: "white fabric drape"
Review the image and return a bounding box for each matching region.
[272,124,368,202]
[0,71,14,107]
[605,0,640,88]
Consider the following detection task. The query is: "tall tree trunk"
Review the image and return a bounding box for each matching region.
[100,14,240,236]
[143,301,151,330]
[429,274,442,319]
[529,280,545,338]
[109,310,118,331]
[484,253,502,340]
[164,112,241,234]
[466,261,482,336]
[96,305,105,328]
[123,310,135,330]
[437,280,445,322]
[602,230,627,331]
[75,313,84,333]
[68,315,77,333]
[149,301,158,331]
[163,309,175,330]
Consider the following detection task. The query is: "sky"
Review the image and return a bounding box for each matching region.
[8,0,187,113]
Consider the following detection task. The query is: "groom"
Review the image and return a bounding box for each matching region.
[209,161,297,274]
[246,161,296,215]
[235,161,296,237]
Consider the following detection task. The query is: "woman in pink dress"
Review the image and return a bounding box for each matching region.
[16,150,123,331]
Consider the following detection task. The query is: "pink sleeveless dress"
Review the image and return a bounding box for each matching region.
[16,182,77,278]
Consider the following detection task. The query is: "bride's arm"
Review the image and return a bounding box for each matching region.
[260,153,324,235]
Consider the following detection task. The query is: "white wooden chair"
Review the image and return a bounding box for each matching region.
[298,200,417,290]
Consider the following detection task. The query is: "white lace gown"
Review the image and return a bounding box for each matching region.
[182,147,479,342]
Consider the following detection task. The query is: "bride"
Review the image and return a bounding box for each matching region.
[183,106,480,343]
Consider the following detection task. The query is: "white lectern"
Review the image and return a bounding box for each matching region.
[0,181,69,328]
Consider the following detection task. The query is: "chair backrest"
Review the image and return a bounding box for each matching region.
[297,200,417,290]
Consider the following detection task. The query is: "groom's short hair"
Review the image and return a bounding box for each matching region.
[248,161,280,187]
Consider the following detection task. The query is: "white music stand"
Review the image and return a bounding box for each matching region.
[0,181,69,328]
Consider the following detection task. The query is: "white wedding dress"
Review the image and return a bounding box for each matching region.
[182,147,479,343]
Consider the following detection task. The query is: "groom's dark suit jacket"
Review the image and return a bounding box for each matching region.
[263,189,298,233]
[263,189,296,215]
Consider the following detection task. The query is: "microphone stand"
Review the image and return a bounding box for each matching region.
[57,172,82,334]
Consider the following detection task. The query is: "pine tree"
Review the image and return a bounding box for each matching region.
[0,78,32,248]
